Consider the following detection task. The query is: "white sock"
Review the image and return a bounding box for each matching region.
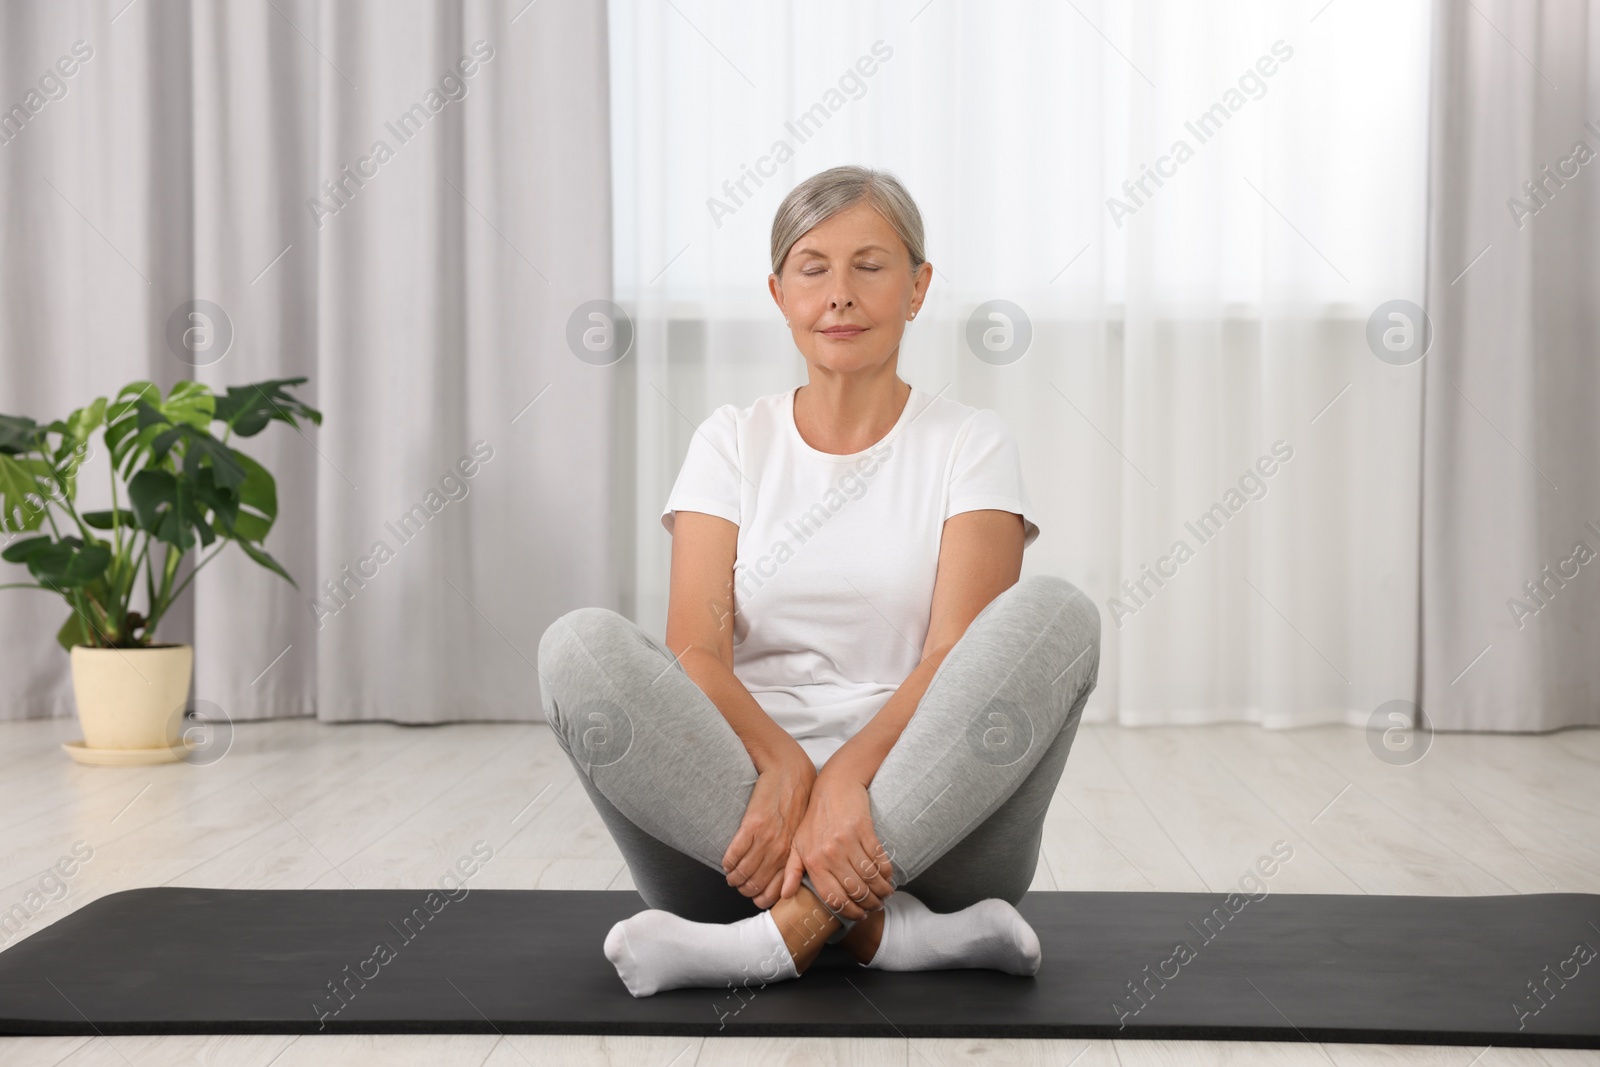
[603,908,800,997]
[864,891,1042,975]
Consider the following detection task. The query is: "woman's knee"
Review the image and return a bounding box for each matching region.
[1015,575,1102,679]
[536,606,632,729]
[1020,574,1097,625]
[538,607,629,676]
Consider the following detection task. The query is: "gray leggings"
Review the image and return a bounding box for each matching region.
[536,574,1101,923]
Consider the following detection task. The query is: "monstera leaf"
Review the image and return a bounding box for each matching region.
[44,398,106,501]
[0,453,52,533]
[213,378,321,437]
[16,536,111,587]
[0,414,44,455]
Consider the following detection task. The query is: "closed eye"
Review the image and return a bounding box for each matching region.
[800,265,883,275]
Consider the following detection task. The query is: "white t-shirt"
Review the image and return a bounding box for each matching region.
[661,383,1040,769]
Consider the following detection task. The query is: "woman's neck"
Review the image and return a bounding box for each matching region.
[793,374,911,455]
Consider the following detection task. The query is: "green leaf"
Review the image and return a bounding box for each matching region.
[237,538,295,587]
[82,508,136,530]
[43,403,100,501]
[135,398,169,432]
[161,380,215,431]
[225,452,277,542]
[60,397,107,442]
[105,382,160,470]
[109,381,160,417]
[149,425,184,465]
[25,538,111,587]
[191,465,240,532]
[0,454,53,533]
[128,469,175,530]
[118,419,176,481]
[193,511,217,547]
[181,431,247,490]
[48,397,107,478]
[107,386,168,476]
[0,414,44,456]
[127,469,196,550]
[213,378,322,438]
[194,450,280,550]
[56,611,94,651]
[1,535,52,563]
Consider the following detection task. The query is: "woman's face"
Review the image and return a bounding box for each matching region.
[769,201,932,377]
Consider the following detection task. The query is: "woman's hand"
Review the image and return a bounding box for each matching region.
[781,768,895,921]
[722,751,815,908]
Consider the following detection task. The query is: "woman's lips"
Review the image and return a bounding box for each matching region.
[820,326,866,338]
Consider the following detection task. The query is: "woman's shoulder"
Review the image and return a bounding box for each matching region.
[909,388,1017,446]
[697,389,789,433]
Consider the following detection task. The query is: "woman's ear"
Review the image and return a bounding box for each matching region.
[768,271,788,321]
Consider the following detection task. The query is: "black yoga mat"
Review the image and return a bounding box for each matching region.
[1,887,1597,1047]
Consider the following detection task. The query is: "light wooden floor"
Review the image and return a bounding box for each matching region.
[1,715,1597,1066]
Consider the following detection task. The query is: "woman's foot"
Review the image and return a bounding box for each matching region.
[857,891,1042,975]
[603,908,799,997]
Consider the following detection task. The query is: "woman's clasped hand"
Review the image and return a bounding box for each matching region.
[720,749,816,909]
[783,765,896,921]
[720,747,896,920]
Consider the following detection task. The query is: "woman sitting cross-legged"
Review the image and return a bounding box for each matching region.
[535,164,1101,997]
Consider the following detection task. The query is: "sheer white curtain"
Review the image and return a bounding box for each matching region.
[610,0,1432,727]
[0,0,614,723]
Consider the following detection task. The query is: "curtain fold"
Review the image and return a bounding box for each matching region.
[610,0,1432,728]
[0,0,616,724]
[1420,0,1600,731]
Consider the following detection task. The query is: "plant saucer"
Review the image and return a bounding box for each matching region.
[61,738,198,766]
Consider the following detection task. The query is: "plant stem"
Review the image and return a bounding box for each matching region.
[64,586,111,648]
[141,542,186,638]
[124,537,149,623]
[41,451,95,544]
[109,455,124,557]
[158,541,225,620]
[144,539,161,630]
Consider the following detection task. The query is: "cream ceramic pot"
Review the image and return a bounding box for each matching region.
[69,644,194,751]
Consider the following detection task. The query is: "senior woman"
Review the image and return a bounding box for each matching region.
[537,164,1101,997]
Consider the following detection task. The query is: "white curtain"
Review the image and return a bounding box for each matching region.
[1420,0,1600,731]
[611,0,1432,728]
[0,0,615,723]
[12,1,1587,734]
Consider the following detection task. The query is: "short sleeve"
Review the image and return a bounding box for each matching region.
[946,409,1041,548]
[661,404,742,535]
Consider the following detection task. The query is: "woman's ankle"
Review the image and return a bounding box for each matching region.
[769,886,841,973]
[840,906,885,964]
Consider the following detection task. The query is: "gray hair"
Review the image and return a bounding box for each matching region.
[770,165,926,277]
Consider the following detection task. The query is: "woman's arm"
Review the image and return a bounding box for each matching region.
[818,507,1027,788]
[665,511,811,773]
[666,510,815,907]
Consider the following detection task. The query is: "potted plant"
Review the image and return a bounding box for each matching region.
[0,378,320,764]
